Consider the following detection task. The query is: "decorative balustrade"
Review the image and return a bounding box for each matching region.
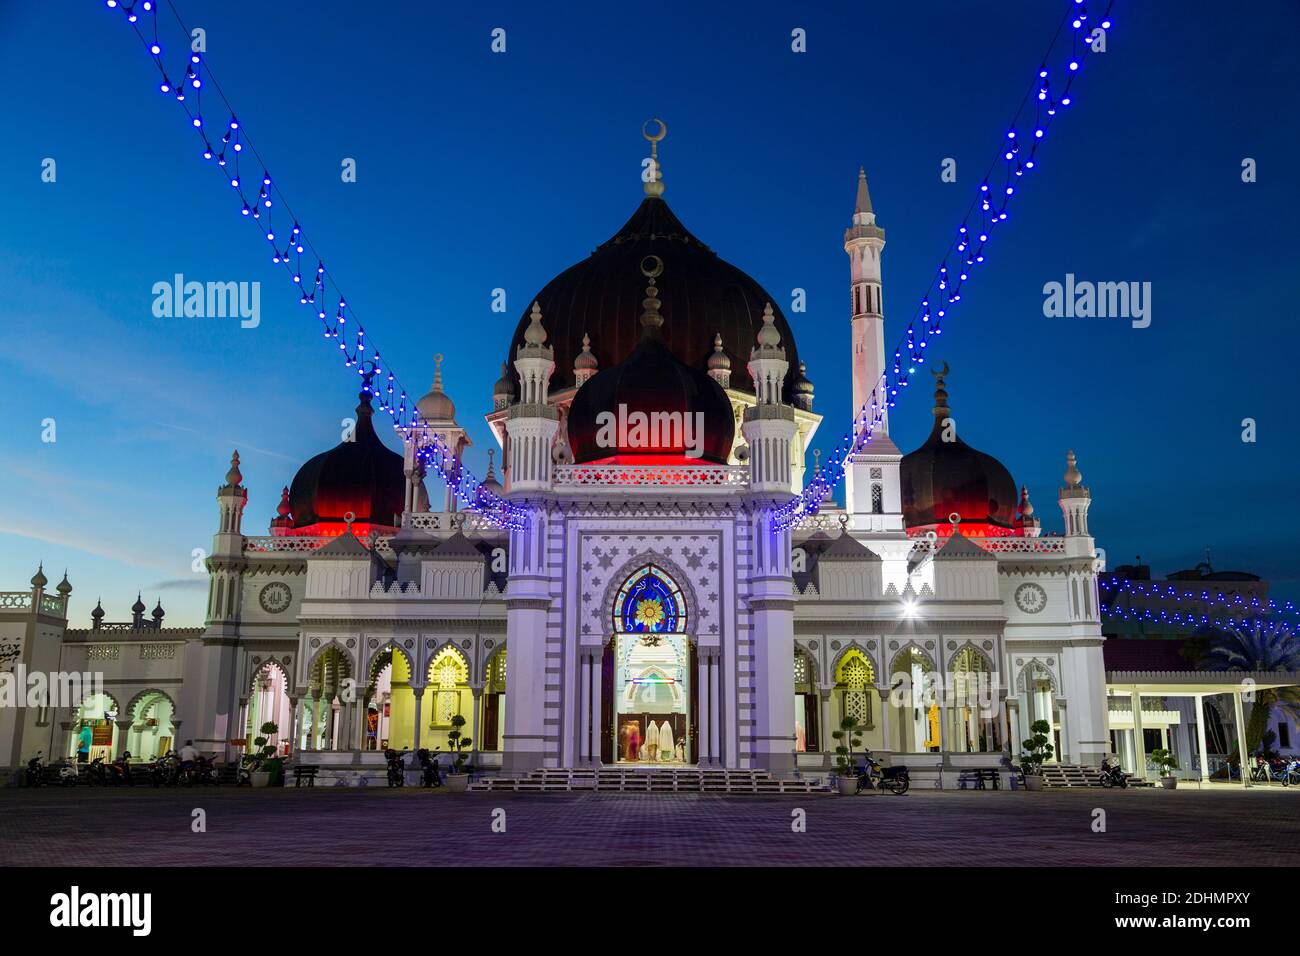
[0,592,34,611]
[791,511,847,532]
[973,537,1067,555]
[244,536,331,553]
[552,464,749,488]
[139,644,177,660]
[406,512,499,533]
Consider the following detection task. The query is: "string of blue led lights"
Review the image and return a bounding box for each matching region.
[104,0,530,530]
[775,0,1117,531]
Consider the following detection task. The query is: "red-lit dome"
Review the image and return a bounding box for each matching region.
[287,387,412,536]
[567,268,735,464]
[900,364,1018,535]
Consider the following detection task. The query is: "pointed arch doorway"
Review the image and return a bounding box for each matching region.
[599,563,698,766]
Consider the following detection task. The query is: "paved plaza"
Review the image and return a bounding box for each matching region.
[0,785,1294,868]
[2,785,1297,867]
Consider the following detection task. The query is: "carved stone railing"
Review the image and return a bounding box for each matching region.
[552,464,749,488]
[973,537,1067,555]
[244,536,330,553]
[791,511,847,532]
[406,512,499,533]
[0,592,34,611]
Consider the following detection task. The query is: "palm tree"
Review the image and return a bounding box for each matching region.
[1201,619,1300,752]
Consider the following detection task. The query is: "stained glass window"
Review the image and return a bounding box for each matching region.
[614,564,687,634]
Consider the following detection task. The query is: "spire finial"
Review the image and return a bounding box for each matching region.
[1019,485,1035,518]
[1064,449,1082,487]
[855,166,873,216]
[225,450,242,487]
[433,352,444,390]
[486,447,497,480]
[639,256,665,335]
[931,361,950,418]
[756,302,781,348]
[523,301,548,346]
[642,118,667,197]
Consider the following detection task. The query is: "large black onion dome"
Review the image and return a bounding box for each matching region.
[505,196,801,401]
[900,364,1018,531]
[288,387,410,531]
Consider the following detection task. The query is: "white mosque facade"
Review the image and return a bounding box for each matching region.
[0,157,1114,786]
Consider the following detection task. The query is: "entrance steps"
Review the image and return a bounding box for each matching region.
[469,766,828,795]
[1040,764,1100,788]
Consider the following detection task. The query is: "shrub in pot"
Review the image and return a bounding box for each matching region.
[442,714,473,792]
[1019,719,1055,791]
[245,721,284,788]
[1152,748,1179,789]
[831,716,864,795]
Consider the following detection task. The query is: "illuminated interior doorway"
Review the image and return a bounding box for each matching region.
[603,564,695,765]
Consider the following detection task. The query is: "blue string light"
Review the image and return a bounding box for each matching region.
[775,0,1117,531]
[107,0,529,531]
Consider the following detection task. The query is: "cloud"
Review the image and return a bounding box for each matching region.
[0,522,179,576]
[146,578,209,593]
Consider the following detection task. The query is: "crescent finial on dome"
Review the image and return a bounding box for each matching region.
[642,118,666,198]
[639,258,665,335]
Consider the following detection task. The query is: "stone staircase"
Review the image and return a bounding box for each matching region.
[1039,764,1100,787]
[469,766,829,794]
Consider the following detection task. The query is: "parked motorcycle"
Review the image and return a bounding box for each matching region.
[25,752,45,788]
[858,751,909,794]
[57,759,80,787]
[384,748,407,788]
[1099,756,1129,788]
[416,749,442,789]
[1282,759,1300,787]
[192,754,221,786]
[110,752,135,787]
[88,756,112,786]
[151,751,180,788]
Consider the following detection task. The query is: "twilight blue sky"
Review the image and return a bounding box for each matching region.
[1,1,1297,625]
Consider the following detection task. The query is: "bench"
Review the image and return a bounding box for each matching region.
[957,768,1001,790]
[293,765,320,788]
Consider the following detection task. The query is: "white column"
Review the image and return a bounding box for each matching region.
[1233,690,1250,789]
[710,652,722,767]
[1130,688,1146,780]
[590,646,603,765]
[1195,694,1210,786]
[411,688,424,752]
[577,655,591,765]
[821,690,834,756]
[697,651,712,766]
[470,685,483,765]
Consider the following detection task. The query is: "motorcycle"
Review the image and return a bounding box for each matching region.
[1282,759,1300,787]
[192,754,221,786]
[57,759,80,787]
[416,749,443,789]
[1099,756,1129,788]
[110,753,135,787]
[384,748,407,788]
[151,751,180,788]
[88,756,112,786]
[24,752,45,788]
[854,751,909,794]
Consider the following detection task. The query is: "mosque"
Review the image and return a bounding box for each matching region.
[0,132,1116,787]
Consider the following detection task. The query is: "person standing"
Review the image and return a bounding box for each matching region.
[76,724,92,764]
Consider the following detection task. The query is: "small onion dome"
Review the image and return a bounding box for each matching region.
[152,599,165,622]
[131,593,146,615]
[900,363,1017,533]
[416,353,457,422]
[91,599,105,621]
[481,448,503,495]
[707,333,730,371]
[792,361,814,410]
[30,564,48,589]
[287,385,406,533]
[56,570,72,596]
[523,301,548,346]
[574,333,599,372]
[492,362,516,406]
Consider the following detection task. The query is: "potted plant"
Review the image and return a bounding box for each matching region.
[442,714,473,793]
[1151,748,1179,789]
[1019,719,1055,791]
[246,721,283,788]
[831,715,864,795]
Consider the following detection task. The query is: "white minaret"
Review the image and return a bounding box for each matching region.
[505,302,560,492]
[740,303,798,776]
[843,169,904,531]
[1059,450,1093,550]
[411,353,470,514]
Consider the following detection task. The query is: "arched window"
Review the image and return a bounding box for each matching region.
[835,650,876,730]
[871,483,883,514]
[614,564,687,635]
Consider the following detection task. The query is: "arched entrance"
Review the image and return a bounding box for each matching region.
[481,647,507,751]
[302,645,351,751]
[600,563,697,765]
[68,692,120,762]
[243,662,290,757]
[127,690,177,761]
